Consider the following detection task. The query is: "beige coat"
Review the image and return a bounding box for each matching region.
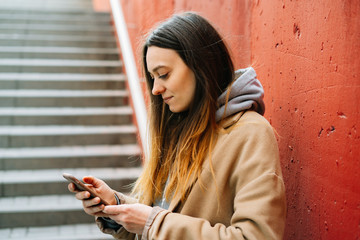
[97,111,287,240]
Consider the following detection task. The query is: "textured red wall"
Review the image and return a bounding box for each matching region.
[251,0,360,239]
[119,0,251,70]
[95,0,360,239]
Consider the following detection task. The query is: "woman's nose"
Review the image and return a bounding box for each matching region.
[152,79,165,95]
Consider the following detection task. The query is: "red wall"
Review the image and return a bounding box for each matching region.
[251,1,360,239]
[94,0,360,239]
[118,0,251,73]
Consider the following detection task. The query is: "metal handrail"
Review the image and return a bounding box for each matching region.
[109,0,147,151]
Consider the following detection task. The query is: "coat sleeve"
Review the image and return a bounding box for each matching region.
[95,192,139,240]
[145,118,287,240]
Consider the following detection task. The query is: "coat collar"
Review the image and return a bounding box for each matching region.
[218,111,245,129]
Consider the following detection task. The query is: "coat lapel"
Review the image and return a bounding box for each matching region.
[168,172,198,212]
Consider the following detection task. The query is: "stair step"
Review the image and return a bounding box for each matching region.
[0,59,122,67]
[0,6,94,12]
[0,73,126,81]
[0,13,111,25]
[0,195,82,212]
[0,33,116,42]
[0,7,94,13]
[0,195,81,213]
[0,46,118,54]
[0,59,122,73]
[0,90,128,107]
[0,106,133,127]
[0,114,132,126]
[0,23,114,36]
[0,223,113,240]
[0,106,132,116]
[0,1,106,15]
[0,144,141,170]
[0,167,142,196]
[0,46,119,60]
[0,23,113,32]
[0,89,127,97]
[0,125,136,136]
[0,195,95,228]
[0,2,94,12]
[0,144,140,158]
[0,125,137,147]
[0,0,92,4]
[0,33,117,48]
[0,167,142,185]
[0,7,107,14]
[0,73,126,89]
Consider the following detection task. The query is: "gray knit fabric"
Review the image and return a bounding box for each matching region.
[215,67,265,122]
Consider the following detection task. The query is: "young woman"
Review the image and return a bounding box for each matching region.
[68,12,286,240]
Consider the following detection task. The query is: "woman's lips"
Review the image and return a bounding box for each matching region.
[163,96,173,104]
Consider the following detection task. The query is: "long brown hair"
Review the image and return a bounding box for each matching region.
[132,12,234,204]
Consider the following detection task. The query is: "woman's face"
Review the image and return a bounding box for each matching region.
[146,46,196,113]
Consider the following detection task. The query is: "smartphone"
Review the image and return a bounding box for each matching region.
[62,173,111,205]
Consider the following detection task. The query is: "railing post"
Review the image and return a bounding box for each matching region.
[109,0,147,152]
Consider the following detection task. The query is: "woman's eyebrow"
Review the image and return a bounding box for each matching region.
[151,65,166,73]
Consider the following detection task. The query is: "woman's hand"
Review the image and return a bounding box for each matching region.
[102,203,153,235]
[67,176,116,217]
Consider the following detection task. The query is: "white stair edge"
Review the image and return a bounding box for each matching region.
[0,0,92,5]
[0,106,133,116]
[0,46,118,54]
[0,23,113,31]
[0,7,95,13]
[0,73,126,81]
[0,89,128,97]
[0,4,93,9]
[0,125,136,136]
[0,14,108,19]
[0,167,143,184]
[0,195,82,213]
[0,0,92,3]
[0,144,141,158]
[0,59,122,67]
[0,33,116,42]
[0,13,111,22]
[0,223,113,240]
[0,4,93,10]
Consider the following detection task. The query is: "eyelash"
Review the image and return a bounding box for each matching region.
[149,73,168,80]
[158,73,168,79]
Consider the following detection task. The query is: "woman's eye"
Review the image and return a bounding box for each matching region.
[159,73,168,79]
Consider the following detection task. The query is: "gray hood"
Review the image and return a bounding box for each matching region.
[215,67,265,122]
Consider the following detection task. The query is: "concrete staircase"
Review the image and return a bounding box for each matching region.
[0,0,142,239]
